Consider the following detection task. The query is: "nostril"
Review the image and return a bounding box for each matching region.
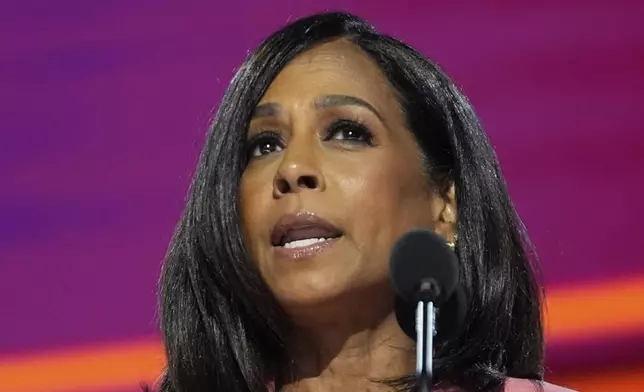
[274,173,321,195]
[276,178,291,194]
[298,175,318,189]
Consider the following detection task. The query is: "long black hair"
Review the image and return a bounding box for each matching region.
[157,11,544,392]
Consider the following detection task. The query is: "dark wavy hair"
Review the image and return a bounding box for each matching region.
[155,11,544,392]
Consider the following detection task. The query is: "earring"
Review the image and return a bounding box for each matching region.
[447,234,458,249]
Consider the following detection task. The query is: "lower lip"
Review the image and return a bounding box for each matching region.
[273,237,341,261]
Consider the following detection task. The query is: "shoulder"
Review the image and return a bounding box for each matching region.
[504,377,578,392]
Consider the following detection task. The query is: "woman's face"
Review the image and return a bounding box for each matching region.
[239,40,454,318]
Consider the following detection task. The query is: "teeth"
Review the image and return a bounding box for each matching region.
[283,238,330,249]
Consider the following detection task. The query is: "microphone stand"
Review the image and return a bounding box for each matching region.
[416,279,439,392]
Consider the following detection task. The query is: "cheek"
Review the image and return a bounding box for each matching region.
[238,171,273,256]
[339,157,434,242]
[343,170,394,212]
[339,164,405,232]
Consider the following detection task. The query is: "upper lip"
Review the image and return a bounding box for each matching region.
[271,212,343,247]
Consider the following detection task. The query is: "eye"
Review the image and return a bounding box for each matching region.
[247,131,284,160]
[325,119,374,145]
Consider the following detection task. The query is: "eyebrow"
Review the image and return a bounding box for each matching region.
[251,102,281,119]
[315,94,383,121]
[250,94,383,121]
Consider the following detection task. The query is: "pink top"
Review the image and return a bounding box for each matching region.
[267,378,577,391]
[505,378,577,392]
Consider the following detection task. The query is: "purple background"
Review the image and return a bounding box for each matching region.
[1,0,643,383]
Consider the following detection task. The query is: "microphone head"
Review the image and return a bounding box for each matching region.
[389,229,459,305]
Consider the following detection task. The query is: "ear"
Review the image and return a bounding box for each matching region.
[432,182,457,244]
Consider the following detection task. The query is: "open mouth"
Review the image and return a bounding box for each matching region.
[271,213,343,251]
[283,237,336,249]
[277,229,342,249]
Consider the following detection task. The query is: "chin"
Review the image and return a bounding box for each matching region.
[270,274,392,325]
[273,277,348,308]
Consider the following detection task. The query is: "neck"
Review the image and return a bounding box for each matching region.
[281,295,415,392]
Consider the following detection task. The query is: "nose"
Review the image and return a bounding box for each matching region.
[273,143,325,196]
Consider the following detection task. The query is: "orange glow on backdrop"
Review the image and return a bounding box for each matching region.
[1,277,643,392]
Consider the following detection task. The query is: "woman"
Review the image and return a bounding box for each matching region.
[156,12,575,392]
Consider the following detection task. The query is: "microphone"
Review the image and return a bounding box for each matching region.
[389,229,465,392]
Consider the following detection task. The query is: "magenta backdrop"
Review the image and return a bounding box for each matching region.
[1,0,643,386]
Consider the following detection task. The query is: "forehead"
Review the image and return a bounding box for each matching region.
[259,40,396,106]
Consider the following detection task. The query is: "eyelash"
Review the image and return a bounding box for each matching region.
[324,119,374,145]
[246,130,283,160]
[246,119,375,160]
